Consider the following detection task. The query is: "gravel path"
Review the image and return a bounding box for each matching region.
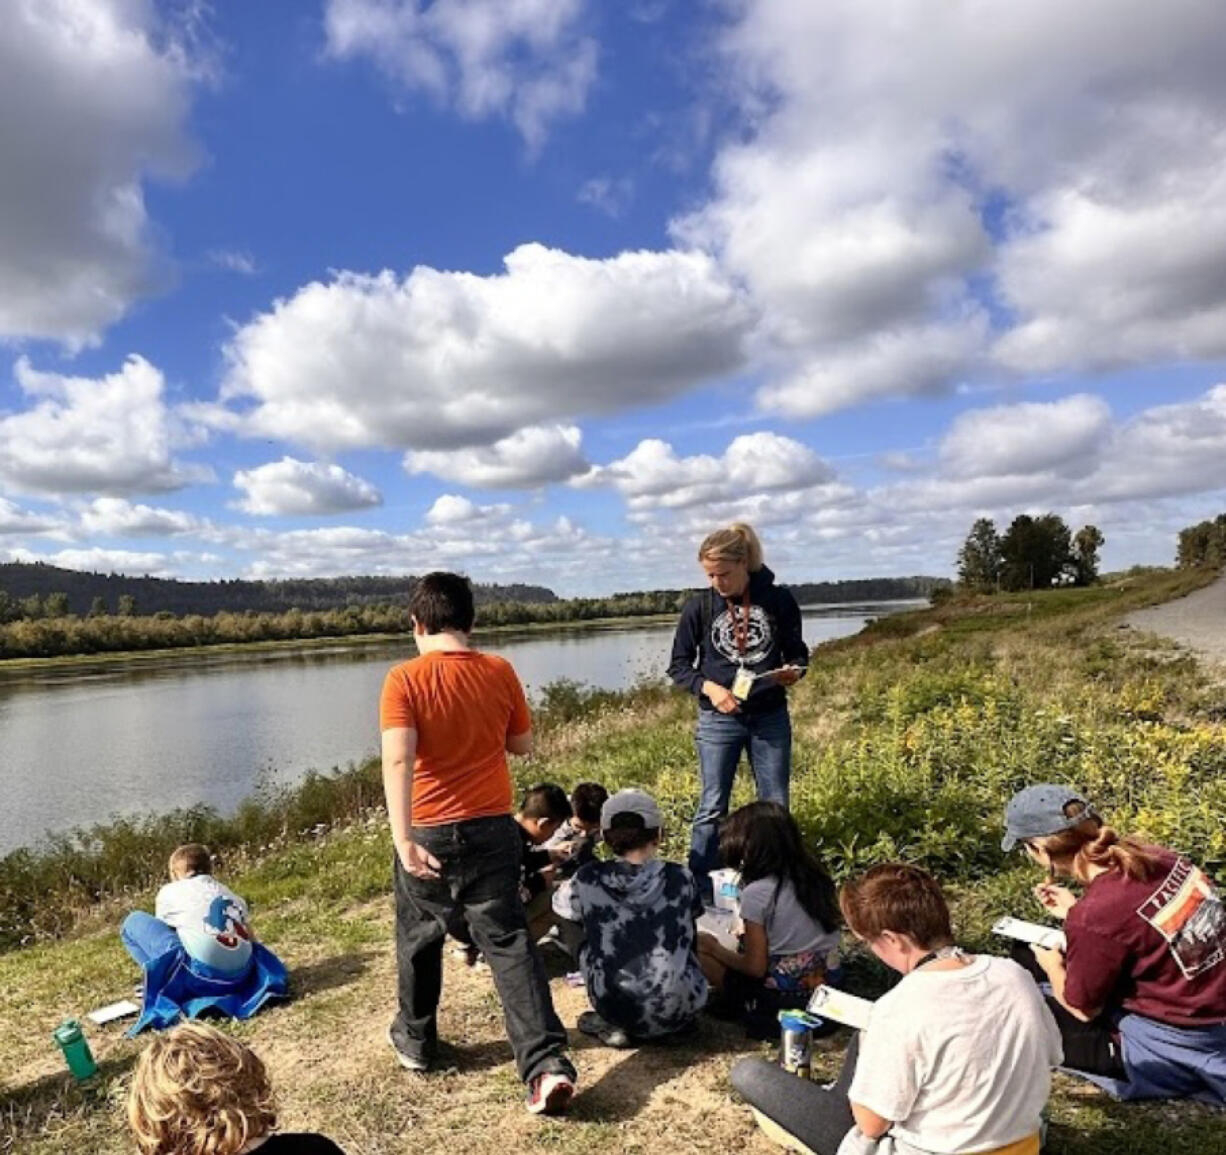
[1126,573,1226,665]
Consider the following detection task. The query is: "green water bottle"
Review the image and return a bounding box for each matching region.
[53,1019,98,1081]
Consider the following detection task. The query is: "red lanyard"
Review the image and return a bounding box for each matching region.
[730,587,751,659]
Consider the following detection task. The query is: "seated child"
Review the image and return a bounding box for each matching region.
[121,843,288,1033]
[731,863,1062,1155]
[546,782,609,958]
[128,1021,345,1154]
[560,788,708,1047]
[450,783,573,961]
[545,782,609,879]
[696,801,840,1034]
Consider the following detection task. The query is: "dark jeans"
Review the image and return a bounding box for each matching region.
[393,815,573,1084]
[689,705,792,893]
[1010,941,1126,1079]
[731,1033,860,1155]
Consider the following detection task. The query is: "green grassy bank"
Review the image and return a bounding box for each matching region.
[3,567,1225,1153]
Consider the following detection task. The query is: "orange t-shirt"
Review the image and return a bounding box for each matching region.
[379,649,531,827]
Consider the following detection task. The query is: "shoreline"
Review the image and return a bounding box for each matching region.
[0,611,683,674]
[0,600,927,675]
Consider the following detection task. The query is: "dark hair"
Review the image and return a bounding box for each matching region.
[520,783,572,823]
[839,863,953,949]
[719,802,839,931]
[603,812,660,855]
[409,572,475,634]
[570,782,609,825]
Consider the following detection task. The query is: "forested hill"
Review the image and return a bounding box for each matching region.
[0,563,556,617]
[786,575,949,604]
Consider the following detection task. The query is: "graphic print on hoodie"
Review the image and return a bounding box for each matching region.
[667,564,809,716]
[566,858,708,1038]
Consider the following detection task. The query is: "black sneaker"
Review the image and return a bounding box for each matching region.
[577,1010,631,1049]
[386,1023,430,1072]
[525,1070,575,1115]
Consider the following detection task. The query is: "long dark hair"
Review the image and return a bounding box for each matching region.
[719,801,839,931]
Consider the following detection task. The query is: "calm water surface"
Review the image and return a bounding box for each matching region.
[0,602,919,852]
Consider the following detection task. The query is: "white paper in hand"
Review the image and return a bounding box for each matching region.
[807,985,874,1030]
[991,916,1067,951]
[697,906,740,951]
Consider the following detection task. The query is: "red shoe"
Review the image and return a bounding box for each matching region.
[525,1070,575,1115]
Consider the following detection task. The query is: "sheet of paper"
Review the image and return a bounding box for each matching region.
[87,999,141,1025]
[806,985,874,1030]
[697,906,741,951]
[991,916,1067,951]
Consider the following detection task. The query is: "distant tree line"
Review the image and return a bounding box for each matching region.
[0,567,949,660]
[957,514,1104,593]
[1176,514,1226,569]
[0,563,556,619]
[787,576,950,604]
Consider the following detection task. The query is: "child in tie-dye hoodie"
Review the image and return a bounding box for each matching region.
[562,789,708,1047]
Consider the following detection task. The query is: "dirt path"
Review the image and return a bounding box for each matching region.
[1126,572,1226,665]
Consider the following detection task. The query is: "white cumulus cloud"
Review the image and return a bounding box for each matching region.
[233,457,383,516]
[425,495,512,525]
[583,432,835,513]
[0,0,205,346]
[0,498,61,536]
[4,546,179,577]
[406,425,587,488]
[78,497,201,537]
[216,244,751,453]
[324,0,596,152]
[676,0,1226,416]
[939,394,1114,480]
[0,356,212,498]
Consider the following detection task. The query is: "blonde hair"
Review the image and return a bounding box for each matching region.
[127,1023,278,1155]
[698,523,764,572]
[1031,803,1163,883]
[169,844,212,880]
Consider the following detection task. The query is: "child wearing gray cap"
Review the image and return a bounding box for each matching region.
[558,788,708,1047]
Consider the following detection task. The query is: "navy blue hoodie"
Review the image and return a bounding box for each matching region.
[667,565,809,716]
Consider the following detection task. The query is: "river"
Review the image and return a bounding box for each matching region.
[0,601,919,853]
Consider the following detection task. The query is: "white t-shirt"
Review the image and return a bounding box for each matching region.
[155,874,253,974]
[848,955,1061,1155]
[738,877,840,963]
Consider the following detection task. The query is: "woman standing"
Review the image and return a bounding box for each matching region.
[667,523,808,897]
[1003,783,1226,1104]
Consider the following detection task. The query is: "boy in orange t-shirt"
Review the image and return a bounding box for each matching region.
[379,572,576,1116]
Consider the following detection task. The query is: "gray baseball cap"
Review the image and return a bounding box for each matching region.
[1001,783,1095,851]
[601,788,663,831]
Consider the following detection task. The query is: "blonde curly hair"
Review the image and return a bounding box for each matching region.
[127,1022,278,1155]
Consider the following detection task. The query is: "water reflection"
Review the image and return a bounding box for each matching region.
[0,602,919,852]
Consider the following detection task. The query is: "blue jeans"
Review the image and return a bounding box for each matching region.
[121,911,180,968]
[688,705,792,892]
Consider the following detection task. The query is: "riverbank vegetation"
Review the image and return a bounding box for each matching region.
[0,576,945,661]
[4,565,1224,1152]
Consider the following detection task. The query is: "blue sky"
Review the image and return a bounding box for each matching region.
[2,0,1226,595]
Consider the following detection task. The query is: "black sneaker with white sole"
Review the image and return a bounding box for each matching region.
[577,1010,632,1049]
[386,1022,430,1072]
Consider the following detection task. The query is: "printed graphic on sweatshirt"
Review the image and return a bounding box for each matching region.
[1138,859,1226,979]
[204,894,251,952]
[710,604,774,665]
